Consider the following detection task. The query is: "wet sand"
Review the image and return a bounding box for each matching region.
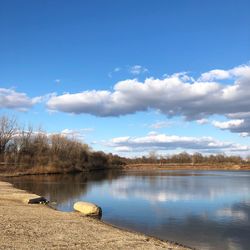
[0,181,190,250]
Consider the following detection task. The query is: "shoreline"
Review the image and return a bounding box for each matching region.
[123,163,250,171]
[1,163,250,178]
[0,180,191,250]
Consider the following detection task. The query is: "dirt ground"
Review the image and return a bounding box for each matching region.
[0,181,191,250]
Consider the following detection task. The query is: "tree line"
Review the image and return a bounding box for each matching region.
[0,115,125,174]
[126,151,250,165]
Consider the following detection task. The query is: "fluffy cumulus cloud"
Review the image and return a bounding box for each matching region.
[0,88,41,111]
[211,117,250,135]
[212,119,244,129]
[199,69,231,81]
[106,132,250,154]
[47,63,250,135]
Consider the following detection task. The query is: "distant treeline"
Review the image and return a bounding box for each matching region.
[0,115,249,175]
[126,151,249,165]
[0,115,125,174]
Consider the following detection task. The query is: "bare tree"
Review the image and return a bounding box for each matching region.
[0,115,18,161]
[148,150,158,163]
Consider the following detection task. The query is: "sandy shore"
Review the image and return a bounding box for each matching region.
[0,181,191,250]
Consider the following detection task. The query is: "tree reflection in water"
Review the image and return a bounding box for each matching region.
[4,170,123,205]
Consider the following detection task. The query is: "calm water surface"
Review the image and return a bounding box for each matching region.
[5,170,250,250]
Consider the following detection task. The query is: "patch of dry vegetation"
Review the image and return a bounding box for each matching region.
[0,115,125,175]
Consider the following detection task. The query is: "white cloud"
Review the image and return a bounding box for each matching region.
[108,67,122,78]
[129,65,148,75]
[47,63,250,131]
[46,75,220,117]
[212,119,244,129]
[112,136,130,143]
[150,121,171,129]
[199,69,230,81]
[60,128,94,138]
[211,118,250,136]
[106,131,250,154]
[196,118,209,125]
[0,88,41,111]
[55,79,61,84]
[60,129,82,138]
[199,64,250,82]
[114,146,132,152]
[13,128,93,142]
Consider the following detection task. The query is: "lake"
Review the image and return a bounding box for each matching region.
[5,170,250,250]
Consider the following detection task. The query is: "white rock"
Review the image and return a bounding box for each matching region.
[73,201,102,217]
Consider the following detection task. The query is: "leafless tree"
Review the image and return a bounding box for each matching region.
[0,115,18,161]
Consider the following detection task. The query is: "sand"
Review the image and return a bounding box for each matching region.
[0,181,191,250]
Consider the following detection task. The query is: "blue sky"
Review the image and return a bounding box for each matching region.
[1,0,250,157]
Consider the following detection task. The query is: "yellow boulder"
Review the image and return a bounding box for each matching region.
[73,201,102,217]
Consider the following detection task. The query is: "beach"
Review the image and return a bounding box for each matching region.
[0,181,190,250]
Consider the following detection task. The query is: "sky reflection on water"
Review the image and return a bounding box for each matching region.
[6,170,250,250]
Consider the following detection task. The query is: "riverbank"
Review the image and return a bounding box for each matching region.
[0,181,190,250]
[0,164,122,177]
[1,163,250,178]
[124,163,250,171]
